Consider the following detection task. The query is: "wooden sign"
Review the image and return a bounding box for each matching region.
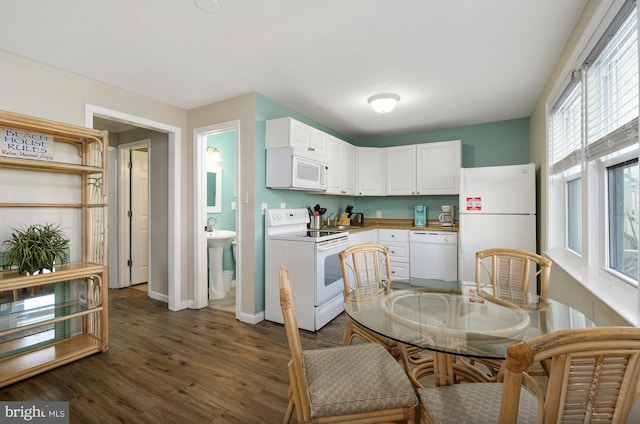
[1,127,54,161]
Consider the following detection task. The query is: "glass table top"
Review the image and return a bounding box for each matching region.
[343,280,596,360]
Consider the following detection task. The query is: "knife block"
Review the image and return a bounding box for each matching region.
[338,212,351,226]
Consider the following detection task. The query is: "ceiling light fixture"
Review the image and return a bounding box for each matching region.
[368,93,400,113]
[195,0,221,13]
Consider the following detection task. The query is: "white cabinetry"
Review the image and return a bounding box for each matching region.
[356,147,386,196]
[325,136,355,195]
[378,229,410,279]
[386,145,416,195]
[416,140,461,195]
[325,136,341,193]
[266,117,327,158]
[341,141,356,195]
[386,140,461,195]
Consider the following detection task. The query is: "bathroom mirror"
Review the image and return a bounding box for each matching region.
[207,167,222,213]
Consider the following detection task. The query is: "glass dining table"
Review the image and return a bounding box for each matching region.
[343,278,596,386]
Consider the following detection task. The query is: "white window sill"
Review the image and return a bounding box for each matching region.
[545,248,638,327]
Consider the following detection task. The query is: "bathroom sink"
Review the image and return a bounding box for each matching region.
[206,230,236,247]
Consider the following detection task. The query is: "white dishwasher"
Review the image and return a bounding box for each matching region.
[409,231,458,281]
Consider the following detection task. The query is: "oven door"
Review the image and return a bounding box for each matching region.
[315,236,350,305]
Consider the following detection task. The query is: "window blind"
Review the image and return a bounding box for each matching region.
[586,3,638,161]
[550,75,582,174]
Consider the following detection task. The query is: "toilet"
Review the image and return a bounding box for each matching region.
[214,237,236,299]
[232,237,236,263]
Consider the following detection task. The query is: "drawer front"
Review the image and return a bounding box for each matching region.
[389,262,410,279]
[385,242,410,263]
[378,229,409,243]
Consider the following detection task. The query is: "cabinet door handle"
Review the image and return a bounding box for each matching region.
[308,147,315,151]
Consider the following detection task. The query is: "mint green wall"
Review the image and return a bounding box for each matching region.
[354,117,530,168]
[206,131,237,275]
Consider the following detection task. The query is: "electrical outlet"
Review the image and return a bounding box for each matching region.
[280,203,286,208]
[261,203,267,215]
[376,210,382,218]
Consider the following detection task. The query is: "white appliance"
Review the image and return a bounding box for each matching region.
[266,147,328,191]
[458,163,536,283]
[264,208,350,331]
[410,231,458,281]
[438,205,455,227]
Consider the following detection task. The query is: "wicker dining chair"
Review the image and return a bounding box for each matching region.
[476,247,552,298]
[418,326,640,424]
[473,248,553,376]
[279,266,417,424]
[338,243,397,352]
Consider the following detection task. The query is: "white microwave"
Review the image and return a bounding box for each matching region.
[266,147,328,191]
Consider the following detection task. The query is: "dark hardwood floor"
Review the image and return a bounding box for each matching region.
[0,287,346,423]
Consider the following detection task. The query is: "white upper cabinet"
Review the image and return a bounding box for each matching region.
[325,136,342,194]
[341,141,356,195]
[266,117,462,197]
[386,145,417,195]
[357,147,386,196]
[325,135,355,195]
[416,140,461,195]
[266,117,327,158]
[386,140,461,195]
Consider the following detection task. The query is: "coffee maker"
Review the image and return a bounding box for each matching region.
[439,205,455,227]
[414,206,426,227]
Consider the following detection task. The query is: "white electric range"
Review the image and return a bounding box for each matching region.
[264,208,350,331]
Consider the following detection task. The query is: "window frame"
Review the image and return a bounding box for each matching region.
[601,150,639,286]
[545,0,639,325]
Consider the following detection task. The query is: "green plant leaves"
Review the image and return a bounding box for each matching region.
[2,223,70,274]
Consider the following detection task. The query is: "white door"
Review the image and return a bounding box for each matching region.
[130,149,149,285]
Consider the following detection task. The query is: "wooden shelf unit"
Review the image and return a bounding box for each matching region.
[0,110,108,387]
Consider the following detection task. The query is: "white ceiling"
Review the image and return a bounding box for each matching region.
[0,0,587,139]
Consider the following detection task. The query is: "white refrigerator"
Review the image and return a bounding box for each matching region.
[458,163,536,282]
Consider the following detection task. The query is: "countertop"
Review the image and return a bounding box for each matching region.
[346,218,459,233]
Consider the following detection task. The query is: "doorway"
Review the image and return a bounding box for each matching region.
[86,104,182,311]
[194,121,241,315]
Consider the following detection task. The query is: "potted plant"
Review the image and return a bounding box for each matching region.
[2,223,70,275]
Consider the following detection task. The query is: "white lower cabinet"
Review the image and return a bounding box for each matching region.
[378,229,410,279]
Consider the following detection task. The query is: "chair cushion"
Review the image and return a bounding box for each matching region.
[418,382,538,424]
[302,343,417,418]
